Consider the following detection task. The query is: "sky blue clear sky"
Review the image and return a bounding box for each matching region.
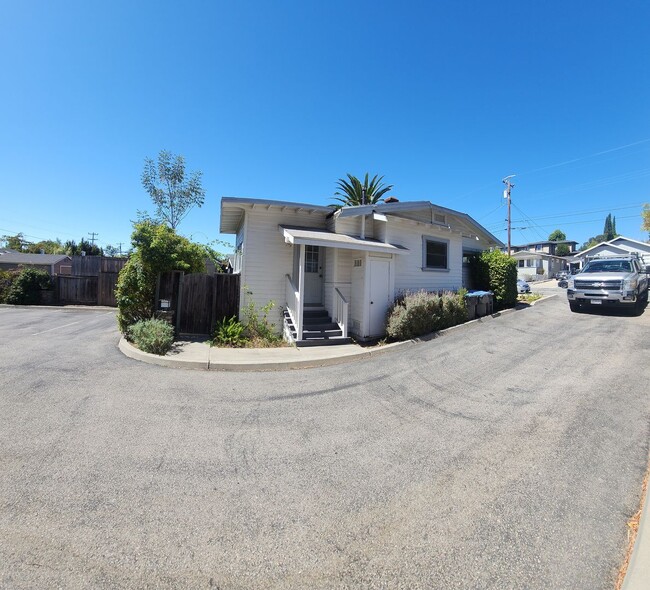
[2,0,649,253]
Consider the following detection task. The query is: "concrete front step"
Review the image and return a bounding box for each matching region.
[284,308,352,347]
[296,336,353,347]
[302,322,339,331]
[302,328,344,339]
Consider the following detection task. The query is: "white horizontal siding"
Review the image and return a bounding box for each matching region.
[332,216,376,239]
[241,207,328,333]
[386,218,464,294]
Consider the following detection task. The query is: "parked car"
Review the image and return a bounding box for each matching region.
[517,279,531,293]
[558,275,570,288]
[555,271,569,281]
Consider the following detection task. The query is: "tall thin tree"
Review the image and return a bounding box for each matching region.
[141,150,206,230]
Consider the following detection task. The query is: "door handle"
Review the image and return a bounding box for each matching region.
[370,301,374,304]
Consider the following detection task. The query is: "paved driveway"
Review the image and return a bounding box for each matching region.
[0,300,648,589]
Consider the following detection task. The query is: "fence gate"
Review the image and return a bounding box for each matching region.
[98,272,120,306]
[162,272,240,336]
[178,274,216,335]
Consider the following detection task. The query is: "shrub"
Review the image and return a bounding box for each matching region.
[115,220,207,334]
[241,290,282,346]
[116,257,157,333]
[213,316,247,347]
[470,249,517,309]
[386,290,468,340]
[127,318,175,355]
[0,268,21,303]
[4,267,53,305]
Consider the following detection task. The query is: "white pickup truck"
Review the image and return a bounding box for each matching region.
[567,254,649,314]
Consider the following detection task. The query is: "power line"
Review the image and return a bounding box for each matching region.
[490,213,641,233]
[484,203,646,231]
[517,138,650,177]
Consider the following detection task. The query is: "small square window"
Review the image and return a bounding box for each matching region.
[424,239,447,269]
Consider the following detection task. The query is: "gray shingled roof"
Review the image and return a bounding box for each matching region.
[0,253,71,264]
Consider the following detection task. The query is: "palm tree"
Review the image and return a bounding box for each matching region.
[332,173,394,207]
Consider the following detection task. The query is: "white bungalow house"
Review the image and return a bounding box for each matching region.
[220,197,503,345]
[511,251,568,281]
[568,236,650,271]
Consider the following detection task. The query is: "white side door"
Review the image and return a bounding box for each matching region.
[368,258,391,336]
[304,245,323,305]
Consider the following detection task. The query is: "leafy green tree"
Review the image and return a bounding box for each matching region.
[116,221,206,332]
[27,239,65,254]
[64,238,102,256]
[332,173,394,207]
[555,244,570,256]
[1,233,26,251]
[642,203,650,237]
[548,229,566,241]
[581,235,605,250]
[141,150,206,230]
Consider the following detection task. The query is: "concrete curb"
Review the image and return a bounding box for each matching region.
[117,297,558,372]
[622,465,650,590]
[206,340,415,372]
[119,337,209,370]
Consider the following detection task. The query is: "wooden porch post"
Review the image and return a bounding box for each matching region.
[297,244,305,341]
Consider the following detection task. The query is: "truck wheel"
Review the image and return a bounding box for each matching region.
[634,295,646,316]
[569,301,581,313]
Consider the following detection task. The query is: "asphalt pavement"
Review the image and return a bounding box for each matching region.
[0,298,648,589]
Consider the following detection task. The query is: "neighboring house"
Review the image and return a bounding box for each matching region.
[0,253,72,276]
[569,236,650,271]
[511,251,567,281]
[220,197,502,344]
[0,248,19,256]
[504,239,578,255]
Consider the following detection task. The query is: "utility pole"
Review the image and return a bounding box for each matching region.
[88,232,99,246]
[117,242,124,256]
[502,176,515,256]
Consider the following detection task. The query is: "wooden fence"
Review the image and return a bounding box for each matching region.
[157,271,240,335]
[55,256,127,307]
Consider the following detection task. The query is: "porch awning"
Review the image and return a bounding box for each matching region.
[279,226,410,254]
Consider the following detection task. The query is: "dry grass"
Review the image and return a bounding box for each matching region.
[615,463,649,590]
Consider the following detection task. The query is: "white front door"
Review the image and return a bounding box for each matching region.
[368,258,391,336]
[304,245,323,305]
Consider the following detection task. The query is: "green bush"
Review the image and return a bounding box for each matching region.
[116,257,157,333]
[116,220,207,334]
[127,318,175,355]
[213,315,247,347]
[470,249,517,309]
[386,290,468,340]
[4,267,53,305]
[0,269,21,303]
[241,290,282,346]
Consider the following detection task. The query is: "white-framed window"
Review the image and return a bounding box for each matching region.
[422,237,448,270]
[305,245,319,273]
[518,260,525,268]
